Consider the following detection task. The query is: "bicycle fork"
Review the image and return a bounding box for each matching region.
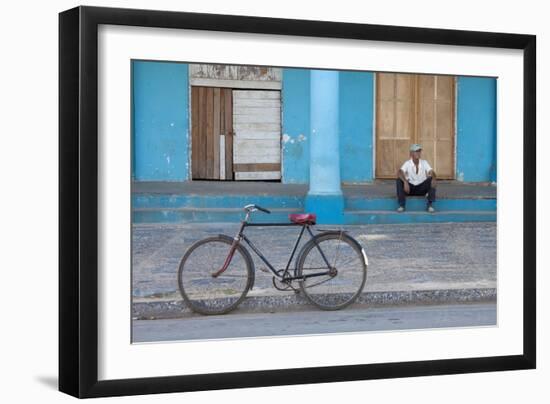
[211,221,247,278]
[211,237,239,278]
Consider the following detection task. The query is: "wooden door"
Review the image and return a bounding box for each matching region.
[232,90,281,180]
[375,73,455,179]
[417,75,455,178]
[191,87,233,180]
[375,74,416,178]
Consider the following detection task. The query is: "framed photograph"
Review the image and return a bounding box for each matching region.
[59,6,536,398]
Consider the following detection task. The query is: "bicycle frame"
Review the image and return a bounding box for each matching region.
[212,219,336,281]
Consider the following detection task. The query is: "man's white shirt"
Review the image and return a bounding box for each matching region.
[400,159,433,186]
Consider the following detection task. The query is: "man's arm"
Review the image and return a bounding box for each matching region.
[428,169,437,187]
[398,169,410,193]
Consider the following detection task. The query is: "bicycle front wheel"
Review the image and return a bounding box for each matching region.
[178,236,253,315]
[296,232,367,310]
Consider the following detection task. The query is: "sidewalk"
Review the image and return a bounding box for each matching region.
[132,221,496,319]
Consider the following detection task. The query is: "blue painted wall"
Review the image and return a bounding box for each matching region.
[456,76,497,182]
[130,62,496,184]
[132,61,189,181]
[282,69,374,184]
[339,71,374,182]
[281,68,310,184]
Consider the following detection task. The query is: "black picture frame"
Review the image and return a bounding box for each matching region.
[59,5,536,398]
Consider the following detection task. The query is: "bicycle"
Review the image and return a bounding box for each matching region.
[178,204,369,315]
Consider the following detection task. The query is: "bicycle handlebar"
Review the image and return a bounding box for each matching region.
[255,205,271,214]
[244,204,271,214]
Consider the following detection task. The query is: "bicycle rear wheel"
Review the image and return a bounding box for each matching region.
[296,232,367,310]
[178,236,253,315]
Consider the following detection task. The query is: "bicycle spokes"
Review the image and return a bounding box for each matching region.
[297,233,366,310]
[178,237,252,315]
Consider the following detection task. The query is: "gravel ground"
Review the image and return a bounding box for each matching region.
[132,222,496,299]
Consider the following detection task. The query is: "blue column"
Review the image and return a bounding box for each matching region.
[305,70,344,224]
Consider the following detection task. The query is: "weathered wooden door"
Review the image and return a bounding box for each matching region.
[416,75,455,178]
[191,87,233,180]
[376,74,416,178]
[375,73,455,179]
[232,90,281,180]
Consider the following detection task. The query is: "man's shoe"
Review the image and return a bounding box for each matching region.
[397,206,405,213]
[427,205,435,213]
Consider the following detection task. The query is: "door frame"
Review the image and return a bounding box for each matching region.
[372,73,458,180]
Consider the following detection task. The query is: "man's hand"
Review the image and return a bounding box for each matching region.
[404,182,410,194]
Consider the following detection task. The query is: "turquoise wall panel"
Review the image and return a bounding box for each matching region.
[340,71,374,182]
[132,61,189,181]
[281,68,310,184]
[456,77,497,182]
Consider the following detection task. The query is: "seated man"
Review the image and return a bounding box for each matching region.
[396,144,437,213]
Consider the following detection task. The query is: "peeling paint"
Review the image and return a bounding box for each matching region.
[189,64,282,82]
[282,133,291,143]
[297,134,306,142]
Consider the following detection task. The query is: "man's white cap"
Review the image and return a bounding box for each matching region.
[410,144,422,152]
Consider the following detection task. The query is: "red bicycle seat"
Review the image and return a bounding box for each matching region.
[289,213,316,225]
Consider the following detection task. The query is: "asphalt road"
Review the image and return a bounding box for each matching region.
[132,302,496,343]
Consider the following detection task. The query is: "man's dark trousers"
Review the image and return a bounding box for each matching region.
[396,177,436,207]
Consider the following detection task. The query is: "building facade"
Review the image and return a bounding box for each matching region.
[132,60,497,186]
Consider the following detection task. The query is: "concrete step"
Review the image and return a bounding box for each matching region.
[134,207,495,224]
[134,194,495,212]
[132,188,496,224]
[133,194,303,210]
[132,207,301,224]
[343,210,496,224]
[345,197,496,211]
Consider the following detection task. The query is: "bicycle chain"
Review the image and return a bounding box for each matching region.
[299,271,336,289]
[271,264,338,291]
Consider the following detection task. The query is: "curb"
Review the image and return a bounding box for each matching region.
[132,288,496,320]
